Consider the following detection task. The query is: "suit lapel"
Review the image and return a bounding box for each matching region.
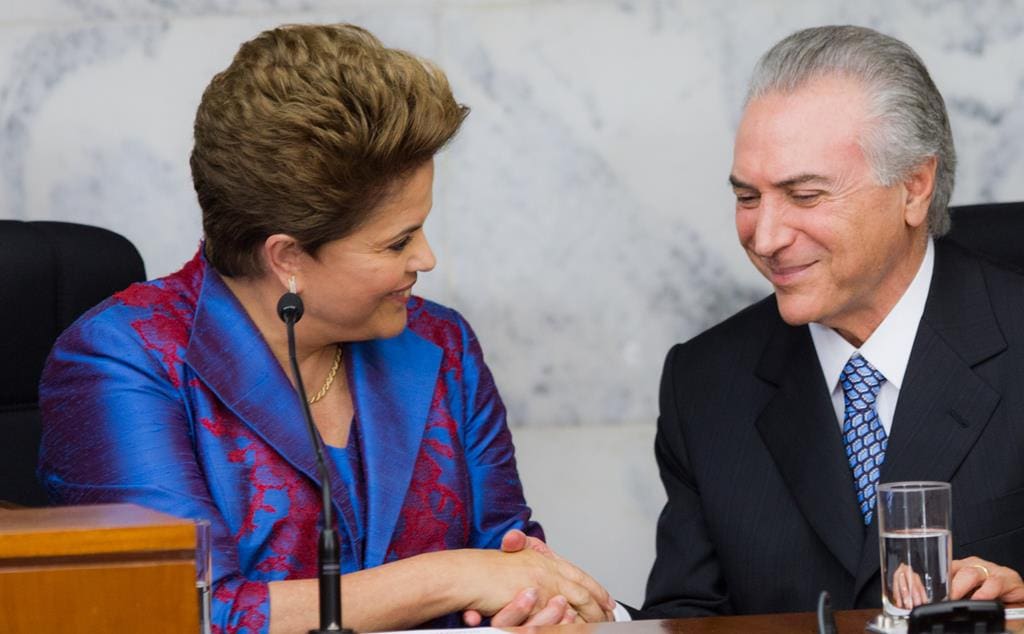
[755,315,865,577]
[347,329,441,568]
[853,243,1004,598]
[185,266,359,548]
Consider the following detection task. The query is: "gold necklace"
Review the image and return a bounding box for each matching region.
[307,345,342,405]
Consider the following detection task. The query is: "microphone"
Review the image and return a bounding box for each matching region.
[277,292,349,634]
[816,591,836,634]
[277,291,304,324]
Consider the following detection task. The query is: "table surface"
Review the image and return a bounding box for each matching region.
[0,503,195,558]
[504,609,1024,634]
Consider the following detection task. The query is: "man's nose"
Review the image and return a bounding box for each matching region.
[751,197,795,258]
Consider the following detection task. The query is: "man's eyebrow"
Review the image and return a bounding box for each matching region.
[728,173,832,190]
[728,175,755,190]
[774,173,831,188]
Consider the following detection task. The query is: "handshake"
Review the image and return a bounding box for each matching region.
[460,529,617,627]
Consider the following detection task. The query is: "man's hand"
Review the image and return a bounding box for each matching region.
[462,529,612,625]
[462,588,577,627]
[890,563,928,609]
[950,557,1024,603]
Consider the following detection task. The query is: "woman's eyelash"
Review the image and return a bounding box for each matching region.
[389,235,413,251]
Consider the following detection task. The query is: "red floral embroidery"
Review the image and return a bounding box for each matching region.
[386,302,471,559]
[114,254,203,388]
[407,299,464,381]
[200,411,319,572]
[199,405,318,633]
[210,579,268,633]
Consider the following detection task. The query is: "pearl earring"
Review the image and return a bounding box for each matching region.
[288,275,297,294]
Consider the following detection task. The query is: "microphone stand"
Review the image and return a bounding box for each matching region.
[278,292,352,634]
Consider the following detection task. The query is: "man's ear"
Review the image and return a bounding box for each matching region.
[903,156,937,229]
[262,234,305,291]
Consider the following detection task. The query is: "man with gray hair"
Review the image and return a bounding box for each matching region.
[643,25,1024,616]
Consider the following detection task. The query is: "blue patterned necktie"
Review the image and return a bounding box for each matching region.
[839,353,888,525]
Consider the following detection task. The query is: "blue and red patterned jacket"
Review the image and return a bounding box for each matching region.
[38,250,542,633]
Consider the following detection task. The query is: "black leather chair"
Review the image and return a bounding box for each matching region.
[944,201,1024,273]
[0,221,145,507]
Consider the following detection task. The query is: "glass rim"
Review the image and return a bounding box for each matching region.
[877,480,950,492]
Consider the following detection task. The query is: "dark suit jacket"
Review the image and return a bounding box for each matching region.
[642,241,1024,617]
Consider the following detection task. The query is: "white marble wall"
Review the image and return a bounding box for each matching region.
[4,0,1024,607]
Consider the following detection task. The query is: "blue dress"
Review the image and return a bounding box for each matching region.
[38,250,542,633]
[326,425,366,566]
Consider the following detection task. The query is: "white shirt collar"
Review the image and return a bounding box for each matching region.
[809,238,934,392]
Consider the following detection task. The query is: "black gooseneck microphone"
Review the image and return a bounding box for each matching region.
[277,291,350,634]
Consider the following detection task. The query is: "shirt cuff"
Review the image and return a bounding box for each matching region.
[612,602,632,622]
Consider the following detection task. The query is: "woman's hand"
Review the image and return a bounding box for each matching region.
[464,529,581,626]
[272,542,598,634]
[950,557,1024,603]
[462,590,578,627]
[457,529,614,624]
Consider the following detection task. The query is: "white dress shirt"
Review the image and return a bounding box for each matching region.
[612,603,631,622]
[809,239,935,434]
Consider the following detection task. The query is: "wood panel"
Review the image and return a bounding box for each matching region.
[0,503,195,557]
[0,504,198,634]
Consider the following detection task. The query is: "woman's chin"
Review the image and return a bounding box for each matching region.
[375,313,410,340]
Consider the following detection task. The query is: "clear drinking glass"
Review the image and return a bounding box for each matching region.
[195,518,213,634]
[877,481,952,617]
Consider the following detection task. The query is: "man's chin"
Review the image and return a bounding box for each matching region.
[774,298,818,327]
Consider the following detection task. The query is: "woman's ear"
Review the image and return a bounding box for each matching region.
[262,234,305,291]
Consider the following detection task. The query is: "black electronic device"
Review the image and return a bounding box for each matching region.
[907,600,1005,634]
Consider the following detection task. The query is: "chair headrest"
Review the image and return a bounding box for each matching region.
[945,202,1024,274]
[0,221,146,409]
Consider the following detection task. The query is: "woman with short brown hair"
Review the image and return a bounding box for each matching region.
[40,24,612,633]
